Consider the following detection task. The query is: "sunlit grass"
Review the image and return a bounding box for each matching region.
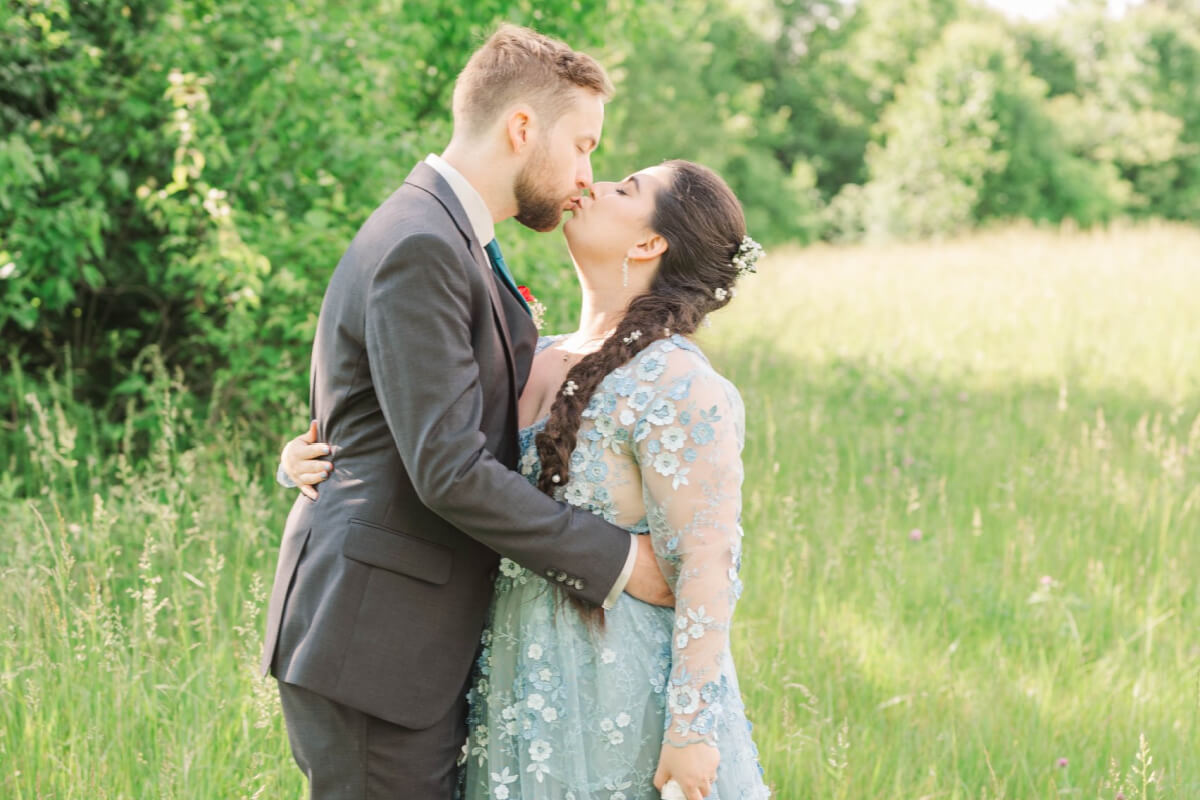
[711,222,1200,798]
[2,223,1198,798]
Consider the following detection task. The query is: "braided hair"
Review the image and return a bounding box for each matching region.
[534,160,748,619]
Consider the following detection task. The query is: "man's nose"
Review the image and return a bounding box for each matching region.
[576,159,594,191]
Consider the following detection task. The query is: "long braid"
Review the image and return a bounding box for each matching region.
[534,290,707,495]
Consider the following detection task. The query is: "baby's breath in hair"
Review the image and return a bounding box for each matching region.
[732,235,764,279]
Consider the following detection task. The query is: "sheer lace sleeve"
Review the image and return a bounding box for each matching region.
[631,341,746,747]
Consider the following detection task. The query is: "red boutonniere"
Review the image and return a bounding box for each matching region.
[517,285,546,331]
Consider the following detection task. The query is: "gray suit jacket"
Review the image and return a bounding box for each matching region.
[261,162,631,729]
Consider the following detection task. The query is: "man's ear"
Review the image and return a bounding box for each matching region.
[505,107,534,154]
[628,232,668,262]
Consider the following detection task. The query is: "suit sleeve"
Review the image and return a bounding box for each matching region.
[364,232,632,606]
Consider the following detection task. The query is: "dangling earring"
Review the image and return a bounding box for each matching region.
[622,257,630,288]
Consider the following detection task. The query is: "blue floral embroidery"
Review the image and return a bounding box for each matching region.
[457,335,770,800]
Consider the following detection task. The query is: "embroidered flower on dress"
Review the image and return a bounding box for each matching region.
[636,354,667,381]
[646,398,677,426]
[669,684,701,715]
[691,421,715,445]
[564,482,590,506]
[653,452,680,477]
[660,426,687,452]
[491,767,518,798]
[628,388,654,412]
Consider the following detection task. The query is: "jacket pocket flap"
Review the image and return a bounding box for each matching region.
[342,519,453,585]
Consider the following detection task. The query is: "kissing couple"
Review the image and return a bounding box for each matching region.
[262,23,771,800]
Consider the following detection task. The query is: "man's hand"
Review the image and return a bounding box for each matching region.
[623,535,674,607]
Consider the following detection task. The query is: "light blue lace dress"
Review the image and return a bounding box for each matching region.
[457,335,769,800]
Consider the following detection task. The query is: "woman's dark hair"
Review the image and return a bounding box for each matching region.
[533,159,748,621]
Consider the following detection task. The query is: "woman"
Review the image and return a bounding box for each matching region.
[280,160,769,800]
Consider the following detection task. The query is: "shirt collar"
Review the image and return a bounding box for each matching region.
[424,153,496,245]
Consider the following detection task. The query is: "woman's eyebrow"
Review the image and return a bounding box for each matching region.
[624,175,641,193]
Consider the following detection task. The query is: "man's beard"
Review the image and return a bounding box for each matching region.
[513,150,567,232]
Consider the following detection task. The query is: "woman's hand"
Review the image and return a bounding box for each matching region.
[653,741,720,800]
[282,420,333,500]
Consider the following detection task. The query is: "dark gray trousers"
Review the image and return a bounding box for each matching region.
[277,680,466,799]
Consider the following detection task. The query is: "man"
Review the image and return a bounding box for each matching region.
[260,24,672,798]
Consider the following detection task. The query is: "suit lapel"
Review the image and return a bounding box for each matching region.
[402,163,528,404]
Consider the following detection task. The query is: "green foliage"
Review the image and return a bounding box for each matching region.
[0,0,627,426]
[830,21,1125,239]
[3,0,1199,435]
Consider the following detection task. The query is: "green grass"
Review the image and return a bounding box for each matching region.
[3,223,1198,798]
[714,222,1200,799]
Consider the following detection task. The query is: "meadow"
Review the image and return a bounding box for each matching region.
[3,223,1198,798]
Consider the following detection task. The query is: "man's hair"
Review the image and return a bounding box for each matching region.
[452,24,614,137]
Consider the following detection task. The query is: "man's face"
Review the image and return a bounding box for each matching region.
[513,88,605,232]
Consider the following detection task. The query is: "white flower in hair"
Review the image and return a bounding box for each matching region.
[622,330,643,345]
[562,380,579,397]
[714,287,728,301]
[731,235,764,279]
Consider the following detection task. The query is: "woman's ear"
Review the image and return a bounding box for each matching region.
[628,232,668,263]
[505,107,534,154]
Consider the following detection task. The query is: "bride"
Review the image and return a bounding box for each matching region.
[280,159,770,800]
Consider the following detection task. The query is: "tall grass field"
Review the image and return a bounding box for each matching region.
[3,224,1198,798]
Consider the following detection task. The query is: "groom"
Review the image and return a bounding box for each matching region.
[261,24,672,799]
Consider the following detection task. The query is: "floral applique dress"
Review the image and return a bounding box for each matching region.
[457,335,770,800]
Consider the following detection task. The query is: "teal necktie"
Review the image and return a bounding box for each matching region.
[484,239,532,316]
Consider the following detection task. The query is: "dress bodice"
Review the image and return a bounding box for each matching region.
[506,334,748,747]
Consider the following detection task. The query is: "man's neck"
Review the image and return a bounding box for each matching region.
[439,142,517,224]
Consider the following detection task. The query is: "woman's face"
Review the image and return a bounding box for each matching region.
[563,164,674,274]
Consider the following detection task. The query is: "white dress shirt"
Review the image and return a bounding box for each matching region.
[422,154,638,610]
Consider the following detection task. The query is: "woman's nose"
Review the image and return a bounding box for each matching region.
[590,181,615,198]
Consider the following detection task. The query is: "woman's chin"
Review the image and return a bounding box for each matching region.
[562,214,580,241]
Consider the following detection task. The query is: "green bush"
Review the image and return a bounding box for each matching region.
[0,0,626,430]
